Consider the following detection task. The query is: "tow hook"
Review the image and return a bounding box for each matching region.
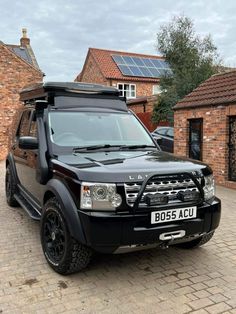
[159,230,186,249]
[160,235,174,249]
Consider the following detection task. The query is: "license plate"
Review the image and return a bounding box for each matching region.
[151,206,197,224]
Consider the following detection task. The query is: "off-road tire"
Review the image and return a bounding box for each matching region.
[5,165,19,207]
[40,197,92,275]
[176,231,215,249]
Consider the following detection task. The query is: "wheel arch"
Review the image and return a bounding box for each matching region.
[43,179,86,244]
[43,190,56,204]
[6,153,19,184]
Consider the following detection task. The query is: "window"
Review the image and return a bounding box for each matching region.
[153,85,162,95]
[48,111,154,148]
[166,128,174,138]
[17,110,31,137]
[117,83,136,99]
[189,119,203,161]
[155,127,167,135]
[29,111,37,137]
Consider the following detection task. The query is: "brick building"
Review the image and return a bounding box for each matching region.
[0,29,43,160]
[75,48,171,129]
[174,70,236,189]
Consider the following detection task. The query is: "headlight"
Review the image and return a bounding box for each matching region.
[80,182,122,210]
[203,175,215,200]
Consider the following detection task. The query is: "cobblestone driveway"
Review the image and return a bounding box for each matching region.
[0,161,236,314]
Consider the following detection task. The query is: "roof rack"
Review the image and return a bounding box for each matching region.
[20,81,120,102]
[20,81,128,112]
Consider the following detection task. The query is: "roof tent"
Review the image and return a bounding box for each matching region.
[20,82,128,112]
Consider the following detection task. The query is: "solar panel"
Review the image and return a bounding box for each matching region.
[129,66,143,76]
[112,55,126,65]
[132,57,145,66]
[149,68,161,77]
[142,58,154,67]
[112,55,171,78]
[123,56,135,65]
[139,67,152,77]
[118,65,133,76]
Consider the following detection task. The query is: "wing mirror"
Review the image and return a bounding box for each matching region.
[18,136,38,150]
[154,135,162,145]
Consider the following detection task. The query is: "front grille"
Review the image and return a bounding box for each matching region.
[124,174,201,208]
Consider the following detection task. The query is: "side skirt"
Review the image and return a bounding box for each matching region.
[14,185,41,221]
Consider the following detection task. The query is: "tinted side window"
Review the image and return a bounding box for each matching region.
[10,109,24,142]
[17,110,31,137]
[166,128,174,138]
[156,128,167,135]
[29,111,37,137]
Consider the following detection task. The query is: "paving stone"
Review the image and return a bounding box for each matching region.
[188,298,214,310]
[190,310,209,314]
[205,302,232,314]
[194,289,211,299]
[0,161,235,312]
[209,293,229,303]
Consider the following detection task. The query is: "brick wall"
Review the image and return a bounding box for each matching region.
[174,104,236,189]
[0,44,43,160]
[76,53,108,85]
[76,56,159,98]
[76,53,161,132]
[111,79,157,98]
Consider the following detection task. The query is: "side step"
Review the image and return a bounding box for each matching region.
[14,194,41,221]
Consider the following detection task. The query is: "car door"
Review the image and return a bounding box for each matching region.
[154,128,167,151]
[158,128,169,151]
[24,110,44,202]
[14,109,43,203]
[14,109,32,188]
[165,128,174,153]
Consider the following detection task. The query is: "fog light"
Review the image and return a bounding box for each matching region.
[177,190,200,202]
[144,193,169,206]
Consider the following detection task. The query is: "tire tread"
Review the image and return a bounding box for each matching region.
[41,197,92,275]
[5,166,18,207]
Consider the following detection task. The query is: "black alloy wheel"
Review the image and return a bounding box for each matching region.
[43,210,66,264]
[41,198,92,274]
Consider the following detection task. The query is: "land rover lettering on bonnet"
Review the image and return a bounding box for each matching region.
[5,82,221,274]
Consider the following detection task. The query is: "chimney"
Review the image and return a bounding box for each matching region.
[20,28,30,47]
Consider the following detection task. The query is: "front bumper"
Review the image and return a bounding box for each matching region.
[78,197,221,253]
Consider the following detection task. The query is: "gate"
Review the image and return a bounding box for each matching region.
[229,116,236,181]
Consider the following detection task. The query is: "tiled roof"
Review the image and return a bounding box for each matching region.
[6,44,40,70]
[87,48,164,82]
[174,70,236,110]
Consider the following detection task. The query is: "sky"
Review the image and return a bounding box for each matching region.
[0,0,236,81]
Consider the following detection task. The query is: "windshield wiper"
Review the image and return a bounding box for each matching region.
[73,144,122,152]
[119,145,156,150]
[73,144,157,152]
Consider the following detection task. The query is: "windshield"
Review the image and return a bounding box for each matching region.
[48,111,154,148]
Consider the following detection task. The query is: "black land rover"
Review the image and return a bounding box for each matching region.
[5,82,221,275]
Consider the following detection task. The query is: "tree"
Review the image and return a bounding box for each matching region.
[152,15,220,124]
